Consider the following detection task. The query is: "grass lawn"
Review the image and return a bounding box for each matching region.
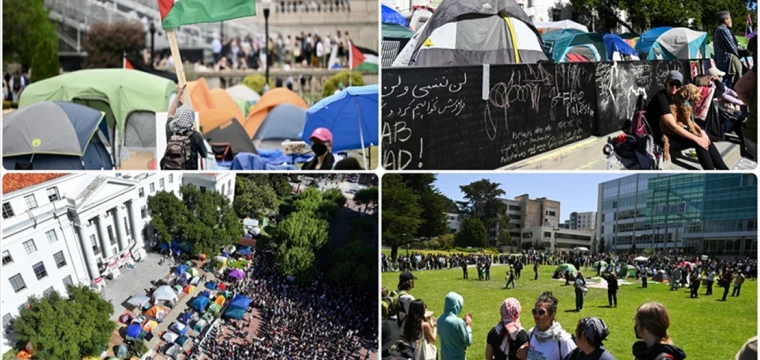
[382,265,757,359]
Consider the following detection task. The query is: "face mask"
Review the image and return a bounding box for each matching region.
[312,143,328,156]
[634,324,642,339]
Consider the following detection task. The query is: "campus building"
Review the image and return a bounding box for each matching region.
[519,226,594,252]
[569,211,596,232]
[597,174,757,257]
[487,194,561,248]
[444,212,462,233]
[1,173,235,348]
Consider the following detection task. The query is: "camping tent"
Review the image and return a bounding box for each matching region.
[145,306,168,320]
[208,302,222,315]
[382,4,408,26]
[193,319,209,332]
[215,295,226,306]
[165,344,182,357]
[116,344,129,358]
[162,331,179,343]
[174,264,189,276]
[593,261,608,271]
[170,322,188,336]
[191,296,211,312]
[244,88,308,138]
[542,29,605,62]
[183,285,196,294]
[652,270,670,282]
[179,312,193,324]
[204,118,258,160]
[408,0,547,66]
[225,85,261,105]
[533,20,589,33]
[17,69,175,166]
[603,34,639,60]
[126,323,143,340]
[554,264,578,278]
[187,78,215,113]
[142,319,158,332]
[3,101,113,170]
[127,294,152,308]
[253,104,308,150]
[637,27,707,60]
[224,294,252,319]
[210,88,246,124]
[153,286,178,303]
[618,265,637,278]
[382,23,415,66]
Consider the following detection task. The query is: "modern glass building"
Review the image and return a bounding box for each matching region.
[597,174,757,257]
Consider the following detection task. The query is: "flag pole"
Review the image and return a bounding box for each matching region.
[166,29,193,107]
[348,41,352,87]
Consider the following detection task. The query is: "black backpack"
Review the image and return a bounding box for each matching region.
[163,131,193,170]
[12,74,22,92]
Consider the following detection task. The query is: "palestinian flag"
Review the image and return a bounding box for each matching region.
[349,42,379,72]
[157,0,256,30]
[123,54,179,83]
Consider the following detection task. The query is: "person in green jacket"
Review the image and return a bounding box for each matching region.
[438,292,473,360]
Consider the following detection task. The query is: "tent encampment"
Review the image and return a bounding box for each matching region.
[191,296,211,312]
[210,88,246,124]
[142,319,158,332]
[127,294,152,308]
[174,264,189,276]
[162,331,179,343]
[193,319,209,332]
[153,286,178,303]
[554,264,578,278]
[170,322,188,336]
[224,294,252,319]
[542,29,605,62]
[126,323,143,340]
[618,265,637,278]
[3,101,113,170]
[603,34,639,61]
[209,302,222,315]
[204,118,258,160]
[145,306,168,321]
[253,104,308,150]
[533,20,588,33]
[244,88,308,138]
[407,0,547,66]
[225,85,261,105]
[636,27,707,60]
[652,270,670,282]
[187,78,215,112]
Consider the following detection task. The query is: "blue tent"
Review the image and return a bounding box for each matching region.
[178,312,193,324]
[204,282,218,290]
[302,85,379,153]
[640,27,707,60]
[200,290,211,298]
[253,104,307,142]
[3,101,113,170]
[382,4,408,26]
[603,34,638,60]
[224,295,252,320]
[635,27,672,56]
[541,29,606,62]
[191,296,210,312]
[238,247,252,256]
[126,323,142,340]
[174,264,189,276]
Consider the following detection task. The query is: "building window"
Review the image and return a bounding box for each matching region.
[24,195,38,209]
[141,206,147,219]
[139,188,145,198]
[552,8,561,21]
[23,240,37,254]
[107,225,116,245]
[47,187,60,202]
[160,179,165,190]
[200,186,207,193]
[2,202,14,219]
[90,234,101,255]
[45,229,58,243]
[43,287,55,296]
[228,180,232,195]
[9,274,27,293]
[113,247,118,256]
[62,275,73,287]
[54,251,67,268]
[169,174,174,184]
[2,313,12,329]
[150,183,155,193]
[33,262,48,280]
[124,218,131,236]
[2,250,13,265]
[222,185,226,196]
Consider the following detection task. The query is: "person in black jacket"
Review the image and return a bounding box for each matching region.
[564,317,616,360]
[632,302,687,360]
[486,298,528,360]
[302,127,336,170]
[603,272,618,308]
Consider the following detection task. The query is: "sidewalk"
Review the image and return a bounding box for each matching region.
[500,132,752,170]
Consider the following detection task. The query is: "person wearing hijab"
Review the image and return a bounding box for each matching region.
[302,127,337,170]
[517,291,576,360]
[486,298,528,360]
[563,317,616,360]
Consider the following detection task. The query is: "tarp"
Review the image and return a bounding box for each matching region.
[533,20,588,33]
[170,322,188,336]
[642,27,707,60]
[603,34,638,60]
[18,69,175,142]
[3,101,113,170]
[542,29,605,62]
[126,323,142,339]
[382,4,408,26]
[191,296,211,311]
[204,118,258,158]
[174,264,189,276]
[224,294,252,319]
[555,264,578,278]
[153,286,178,303]
[225,84,261,104]
[244,88,308,138]
[237,248,252,256]
[302,85,379,153]
[408,0,547,66]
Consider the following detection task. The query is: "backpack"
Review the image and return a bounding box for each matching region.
[381,288,400,320]
[654,353,675,360]
[628,93,648,138]
[11,74,22,92]
[163,131,193,170]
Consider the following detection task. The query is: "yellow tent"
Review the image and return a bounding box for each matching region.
[215,295,226,306]
[183,285,196,294]
[142,319,158,332]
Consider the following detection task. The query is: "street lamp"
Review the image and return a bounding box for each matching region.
[149,22,156,66]
[263,0,272,88]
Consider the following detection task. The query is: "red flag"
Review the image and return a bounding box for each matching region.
[350,42,366,70]
[124,57,134,70]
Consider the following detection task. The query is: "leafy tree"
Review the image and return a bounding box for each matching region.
[292,187,324,214]
[269,211,329,280]
[460,179,506,226]
[322,70,364,98]
[30,35,59,82]
[598,238,606,254]
[242,74,274,95]
[353,186,378,213]
[456,218,487,248]
[328,215,378,293]
[322,188,347,209]
[148,191,190,244]
[233,176,278,219]
[129,341,148,357]
[180,185,242,256]
[496,214,513,248]
[268,174,294,198]
[440,195,460,213]
[10,286,114,359]
[402,174,449,240]
[435,233,456,250]
[382,174,422,260]
[83,21,146,68]
[3,0,57,69]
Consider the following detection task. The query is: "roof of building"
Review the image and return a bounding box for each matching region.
[3,174,68,194]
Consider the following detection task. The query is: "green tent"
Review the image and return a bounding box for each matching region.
[209,302,222,315]
[618,264,637,278]
[542,29,606,62]
[234,97,250,117]
[383,23,414,40]
[555,264,578,278]
[593,261,608,270]
[18,69,175,144]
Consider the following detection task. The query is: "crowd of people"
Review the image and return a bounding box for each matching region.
[200,251,375,359]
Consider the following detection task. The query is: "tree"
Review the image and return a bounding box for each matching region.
[402,174,449,240]
[269,211,329,280]
[148,191,190,244]
[241,74,274,95]
[30,35,59,82]
[322,188,347,209]
[496,214,513,248]
[440,195,460,213]
[382,174,422,260]
[268,174,294,198]
[460,179,506,226]
[354,186,378,213]
[129,341,148,358]
[233,176,278,219]
[180,185,242,256]
[83,21,146,69]
[10,286,114,359]
[435,233,456,250]
[322,70,364,98]
[456,218,487,248]
[598,238,606,254]
[3,0,57,69]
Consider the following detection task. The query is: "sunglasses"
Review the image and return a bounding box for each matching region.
[669,81,682,89]
[531,309,548,316]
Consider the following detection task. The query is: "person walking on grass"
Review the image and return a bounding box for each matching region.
[705,268,716,295]
[462,259,469,280]
[689,269,701,298]
[505,267,516,289]
[732,271,745,297]
[602,272,618,308]
[574,272,587,311]
[721,268,733,301]
[534,262,540,280]
[486,258,492,281]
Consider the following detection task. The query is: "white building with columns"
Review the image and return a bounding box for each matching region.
[1,172,235,342]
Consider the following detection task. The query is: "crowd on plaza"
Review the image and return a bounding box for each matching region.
[200,251,375,360]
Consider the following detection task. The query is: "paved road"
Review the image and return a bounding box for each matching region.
[102,252,173,321]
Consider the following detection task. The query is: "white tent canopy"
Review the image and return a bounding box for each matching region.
[127,294,151,307]
[533,20,588,32]
[162,332,179,343]
[225,85,260,103]
[573,247,590,252]
[634,256,649,262]
[153,285,179,303]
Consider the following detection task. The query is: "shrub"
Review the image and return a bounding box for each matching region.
[83,21,146,69]
[229,260,247,269]
[321,70,363,98]
[241,74,274,95]
[31,35,59,82]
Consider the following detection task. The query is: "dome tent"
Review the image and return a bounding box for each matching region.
[542,29,606,62]
[409,0,548,66]
[637,27,707,60]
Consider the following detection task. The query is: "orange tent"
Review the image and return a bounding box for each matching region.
[144,305,167,319]
[187,78,215,112]
[198,108,240,134]
[244,88,307,138]
[210,88,245,123]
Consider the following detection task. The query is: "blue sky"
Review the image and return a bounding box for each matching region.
[434,173,625,222]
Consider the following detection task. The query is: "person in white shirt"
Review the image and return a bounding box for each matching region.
[516,291,576,360]
[316,41,325,67]
[211,35,223,64]
[705,268,716,295]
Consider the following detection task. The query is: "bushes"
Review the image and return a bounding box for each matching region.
[241,74,274,95]
[83,21,146,69]
[228,260,248,269]
[322,70,363,98]
[30,35,59,82]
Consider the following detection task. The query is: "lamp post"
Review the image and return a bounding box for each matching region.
[263,0,272,89]
[149,22,156,66]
